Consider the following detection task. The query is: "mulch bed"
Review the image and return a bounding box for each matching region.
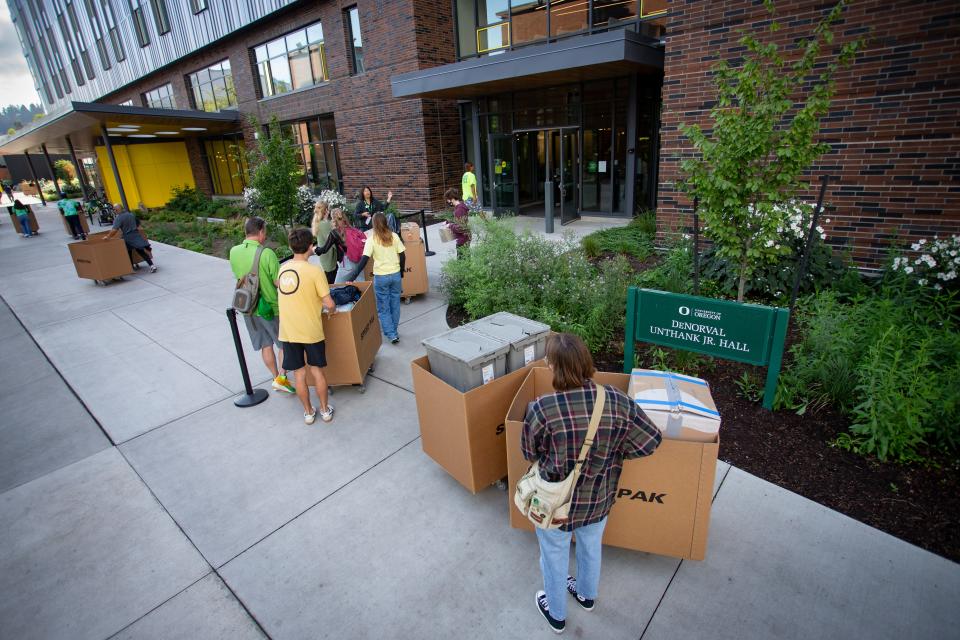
[447,302,960,562]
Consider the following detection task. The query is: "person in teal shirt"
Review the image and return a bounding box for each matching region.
[229,216,295,394]
[58,198,86,240]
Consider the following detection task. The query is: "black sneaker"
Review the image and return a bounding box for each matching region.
[390,336,400,344]
[535,591,565,634]
[566,576,595,611]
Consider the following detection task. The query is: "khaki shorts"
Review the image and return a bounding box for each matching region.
[243,314,280,351]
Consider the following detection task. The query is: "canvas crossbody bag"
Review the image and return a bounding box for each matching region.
[232,245,264,315]
[514,383,606,530]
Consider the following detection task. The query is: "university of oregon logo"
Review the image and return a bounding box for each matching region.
[278,269,300,295]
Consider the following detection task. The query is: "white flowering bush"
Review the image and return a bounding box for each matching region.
[890,235,960,293]
[242,187,263,214]
[293,185,317,226]
[317,189,348,209]
[701,199,844,302]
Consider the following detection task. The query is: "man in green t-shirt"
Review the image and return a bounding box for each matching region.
[229,217,295,394]
[461,162,478,207]
[58,198,86,240]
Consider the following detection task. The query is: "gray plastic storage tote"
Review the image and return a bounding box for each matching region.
[422,327,510,392]
[466,312,550,373]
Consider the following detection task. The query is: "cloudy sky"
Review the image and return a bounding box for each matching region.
[0,3,42,109]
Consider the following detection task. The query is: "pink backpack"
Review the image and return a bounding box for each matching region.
[344,227,367,263]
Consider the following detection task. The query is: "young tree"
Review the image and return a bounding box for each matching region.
[246,116,302,228]
[681,0,863,301]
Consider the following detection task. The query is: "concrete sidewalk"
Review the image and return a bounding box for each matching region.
[1,204,957,640]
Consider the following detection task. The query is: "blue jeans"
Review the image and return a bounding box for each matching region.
[534,517,607,622]
[18,214,32,237]
[373,271,402,339]
[335,256,365,283]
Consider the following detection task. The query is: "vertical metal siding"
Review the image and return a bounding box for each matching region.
[7,0,298,112]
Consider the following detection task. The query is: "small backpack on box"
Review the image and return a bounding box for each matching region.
[232,245,264,315]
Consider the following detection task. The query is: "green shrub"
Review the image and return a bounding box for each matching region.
[580,220,654,259]
[780,286,960,462]
[633,210,657,236]
[164,185,242,219]
[441,218,632,353]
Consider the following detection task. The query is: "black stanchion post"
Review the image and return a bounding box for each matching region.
[789,174,831,313]
[419,209,435,256]
[693,197,700,297]
[227,308,269,408]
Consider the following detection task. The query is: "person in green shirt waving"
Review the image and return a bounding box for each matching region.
[229,217,295,394]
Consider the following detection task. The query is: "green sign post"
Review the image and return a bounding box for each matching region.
[624,288,790,409]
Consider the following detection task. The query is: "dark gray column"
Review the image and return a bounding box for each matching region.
[100,125,129,211]
[471,100,483,206]
[41,143,64,197]
[65,135,91,199]
[22,150,46,206]
[624,73,638,218]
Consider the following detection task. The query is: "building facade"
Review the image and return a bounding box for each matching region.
[3,0,958,262]
[3,0,462,211]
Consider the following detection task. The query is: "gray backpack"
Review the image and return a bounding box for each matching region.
[232,245,264,315]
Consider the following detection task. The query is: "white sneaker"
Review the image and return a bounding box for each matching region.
[304,408,317,425]
[149,265,158,273]
[320,403,334,423]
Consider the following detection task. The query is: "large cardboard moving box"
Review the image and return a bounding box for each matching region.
[8,208,39,234]
[68,235,134,282]
[305,281,381,388]
[506,368,719,561]
[411,355,545,494]
[363,227,429,299]
[59,213,91,236]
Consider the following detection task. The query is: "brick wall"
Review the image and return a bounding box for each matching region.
[99,0,461,213]
[657,0,960,266]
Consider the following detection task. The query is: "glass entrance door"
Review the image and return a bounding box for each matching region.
[489,133,517,213]
[549,128,580,225]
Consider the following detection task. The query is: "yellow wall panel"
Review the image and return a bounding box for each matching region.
[96,142,195,208]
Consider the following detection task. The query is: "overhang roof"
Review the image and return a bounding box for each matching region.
[391,29,664,100]
[0,102,242,156]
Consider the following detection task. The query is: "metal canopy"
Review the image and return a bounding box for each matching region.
[391,29,664,100]
[0,102,242,155]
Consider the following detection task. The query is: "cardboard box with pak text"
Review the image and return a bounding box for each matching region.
[305,280,382,387]
[411,355,545,494]
[506,368,718,561]
[68,234,134,282]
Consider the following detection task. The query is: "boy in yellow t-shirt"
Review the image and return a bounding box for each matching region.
[278,228,337,425]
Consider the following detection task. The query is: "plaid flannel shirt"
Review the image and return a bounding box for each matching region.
[521,382,662,531]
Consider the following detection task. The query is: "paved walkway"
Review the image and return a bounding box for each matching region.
[1,204,957,640]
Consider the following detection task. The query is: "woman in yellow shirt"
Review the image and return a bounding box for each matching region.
[343,213,405,344]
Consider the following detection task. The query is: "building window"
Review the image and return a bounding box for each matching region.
[190,0,207,14]
[188,60,237,112]
[54,1,85,85]
[101,0,125,61]
[455,0,669,60]
[143,83,176,109]
[150,0,169,35]
[202,135,248,195]
[82,0,111,70]
[345,6,364,74]
[66,1,96,79]
[282,115,342,192]
[129,1,150,47]
[119,99,133,106]
[253,22,328,98]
